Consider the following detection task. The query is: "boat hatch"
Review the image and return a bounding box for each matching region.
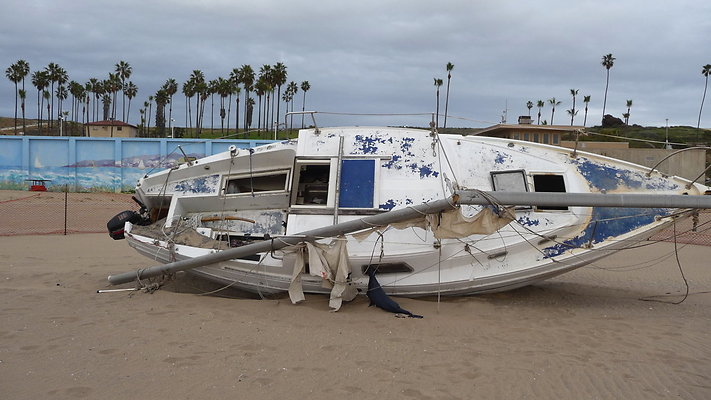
[339,159,375,208]
[490,170,528,192]
[491,170,531,210]
[225,170,290,195]
[532,174,568,210]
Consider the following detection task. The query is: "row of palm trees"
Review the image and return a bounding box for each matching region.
[522,55,709,129]
[7,57,711,135]
[5,60,313,138]
[522,54,620,127]
[598,54,711,130]
[161,63,312,138]
[4,60,140,135]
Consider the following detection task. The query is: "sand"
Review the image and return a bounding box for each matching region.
[1,213,711,398]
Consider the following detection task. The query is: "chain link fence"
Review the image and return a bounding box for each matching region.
[649,210,711,246]
[0,190,137,236]
[1,189,711,247]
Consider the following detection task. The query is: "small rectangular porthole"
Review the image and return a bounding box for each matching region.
[491,170,528,192]
[532,174,568,211]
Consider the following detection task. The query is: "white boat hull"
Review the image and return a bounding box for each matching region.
[114,126,708,297]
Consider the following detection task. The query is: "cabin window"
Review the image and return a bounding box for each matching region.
[543,133,549,144]
[513,133,520,140]
[532,174,567,210]
[552,134,560,145]
[225,171,289,195]
[524,133,530,141]
[293,162,331,205]
[362,262,413,275]
[339,159,375,208]
[533,133,539,142]
[491,170,528,192]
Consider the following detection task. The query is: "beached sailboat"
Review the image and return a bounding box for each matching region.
[107,124,711,306]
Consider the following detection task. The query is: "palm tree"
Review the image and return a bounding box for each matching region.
[139,109,145,136]
[68,81,83,124]
[234,86,241,134]
[443,62,454,129]
[624,99,633,125]
[142,100,150,137]
[15,60,29,133]
[255,77,268,132]
[582,95,591,127]
[187,70,206,136]
[19,89,27,133]
[601,53,615,121]
[86,78,99,121]
[147,95,154,136]
[115,61,132,121]
[526,101,533,117]
[300,81,311,128]
[102,94,112,121]
[154,89,169,137]
[83,85,90,126]
[229,67,242,133]
[697,64,711,132]
[434,78,443,128]
[569,89,579,125]
[124,82,138,123]
[536,100,544,124]
[32,70,49,132]
[566,109,579,125]
[258,65,272,133]
[240,64,255,131]
[184,70,204,134]
[43,90,51,132]
[106,73,122,122]
[246,97,255,129]
[208,79,218,132]
[195,81,209,136]
[272,62,287,136]
[548,97,561,125]
[45,63,68,130]
[163,79,178,134]
[283,81,298,132]
[45,63,61,129]
[5,62,22,133]
[56,85,68,135]
[213,77,227,133]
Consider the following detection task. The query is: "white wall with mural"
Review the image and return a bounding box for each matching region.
[0,136,275,192]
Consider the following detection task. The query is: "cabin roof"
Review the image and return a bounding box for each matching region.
[473,124,585,136]
[85,120,137,128]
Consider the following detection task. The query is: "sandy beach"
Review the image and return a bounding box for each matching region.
[0,229,709,399]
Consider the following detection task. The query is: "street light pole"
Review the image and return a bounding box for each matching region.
[170,118,175,138]
[665,118,671,149]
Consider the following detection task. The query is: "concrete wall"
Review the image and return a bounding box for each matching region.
[0,136,276,192]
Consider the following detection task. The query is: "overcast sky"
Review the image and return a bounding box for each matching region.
[2,0,710,130]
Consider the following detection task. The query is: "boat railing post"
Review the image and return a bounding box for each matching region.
[333,136,345,225]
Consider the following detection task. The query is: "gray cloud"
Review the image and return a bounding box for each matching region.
[2,0,710,129]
